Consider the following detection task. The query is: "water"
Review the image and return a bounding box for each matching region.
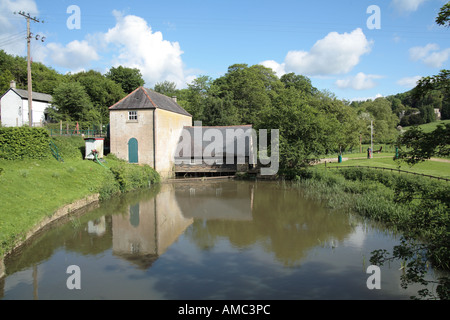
[0,180,440,300]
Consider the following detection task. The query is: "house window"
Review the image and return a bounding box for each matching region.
[128,111,138,121]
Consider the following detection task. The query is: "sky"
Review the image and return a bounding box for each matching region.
[0,0,449,101]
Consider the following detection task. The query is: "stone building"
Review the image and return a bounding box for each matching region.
[109,87,192,179]
[109,87,257,179]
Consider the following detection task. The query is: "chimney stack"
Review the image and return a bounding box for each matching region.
[172,96,177,103]
[10,80,16,89]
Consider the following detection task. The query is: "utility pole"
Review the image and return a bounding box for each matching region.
[370,120,373,159]
[15,11,45,127]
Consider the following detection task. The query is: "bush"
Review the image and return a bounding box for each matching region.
[110,163,160,193]
[50,136,85,160]
[98,172,121,201]
[0,127,50,160]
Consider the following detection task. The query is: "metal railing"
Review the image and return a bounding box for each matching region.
[48,128,106,138]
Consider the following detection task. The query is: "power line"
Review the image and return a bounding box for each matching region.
[0,32,28,48]
[14,11,46,128]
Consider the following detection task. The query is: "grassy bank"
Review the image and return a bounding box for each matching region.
[404,119,450,133]
[319,155,450,179]
[0,136,159,258]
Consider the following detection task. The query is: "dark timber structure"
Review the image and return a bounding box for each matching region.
[174,125,255,177]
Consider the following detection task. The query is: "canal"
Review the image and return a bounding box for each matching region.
[0,180,440,299]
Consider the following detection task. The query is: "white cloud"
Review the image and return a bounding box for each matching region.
[410,44,450,68]
[397,76,422,88]
[409,43,439,61]
[286,28,372,76]
[102,11,189,88]
[335,72,383,90]
[350,93,384,102]
[0,0,38,55]
[391,0,429,13]
[423,49,450,68]
[260,60,286,77]
[261,28,372,77]
[46,40,99,71]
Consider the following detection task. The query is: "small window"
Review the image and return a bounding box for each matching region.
[128,111,138,121]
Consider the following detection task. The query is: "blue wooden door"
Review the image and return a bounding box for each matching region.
[128,138,138,163]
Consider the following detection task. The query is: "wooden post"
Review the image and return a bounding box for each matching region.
[26,17,32,127]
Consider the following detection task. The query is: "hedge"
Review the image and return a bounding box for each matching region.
[0,127,51,160]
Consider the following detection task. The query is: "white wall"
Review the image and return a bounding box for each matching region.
[22,99,48,126]
[155,108,192,179]
[0,90,50,127]
[0,90,23,126]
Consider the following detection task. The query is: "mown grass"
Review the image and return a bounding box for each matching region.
[0,136,159,258]
[404,119,450,133]
[318,156,450,179]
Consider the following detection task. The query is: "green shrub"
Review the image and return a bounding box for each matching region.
[50,136,85,160]
[98,172,121,201]
[0,127,50,160]
[109,163,160,193]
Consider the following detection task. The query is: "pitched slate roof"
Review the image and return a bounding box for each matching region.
[4,88,53,103]
[109,87,191,117]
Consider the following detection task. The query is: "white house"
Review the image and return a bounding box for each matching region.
[0,80,53,127]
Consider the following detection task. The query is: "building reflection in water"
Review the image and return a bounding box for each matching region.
[173,181,254,221]
[111,183,194,269]
[109,181,254,269]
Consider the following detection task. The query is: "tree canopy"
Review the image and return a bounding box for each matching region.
[105,66,145,94]
[436,1,450,27]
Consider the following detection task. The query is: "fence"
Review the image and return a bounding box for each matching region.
[46,121,107,138]
[327,165,450,182]
[319,144,400,158]
[48,128,106,138]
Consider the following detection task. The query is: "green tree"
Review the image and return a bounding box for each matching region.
[105,66,145,94]
[0,50,27,89]
[442,97,450,120]
[212,64,282,126]
[396,123,450,165]
[202,95,239,126]
[280,73,317,95]
[177,75,213,121]
[360,98,399,143]
[70,70,125,123]
[154,81,178,97]
[0,69,14,93]
[259,87,339,168]
[0,50,66,95]
[436,1,450,27]
[31,62,66,95]
[52,82,100,122]
[413,3,450,120]
[310,93,362,153]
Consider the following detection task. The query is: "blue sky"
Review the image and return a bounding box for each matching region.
[1,0,449,101]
